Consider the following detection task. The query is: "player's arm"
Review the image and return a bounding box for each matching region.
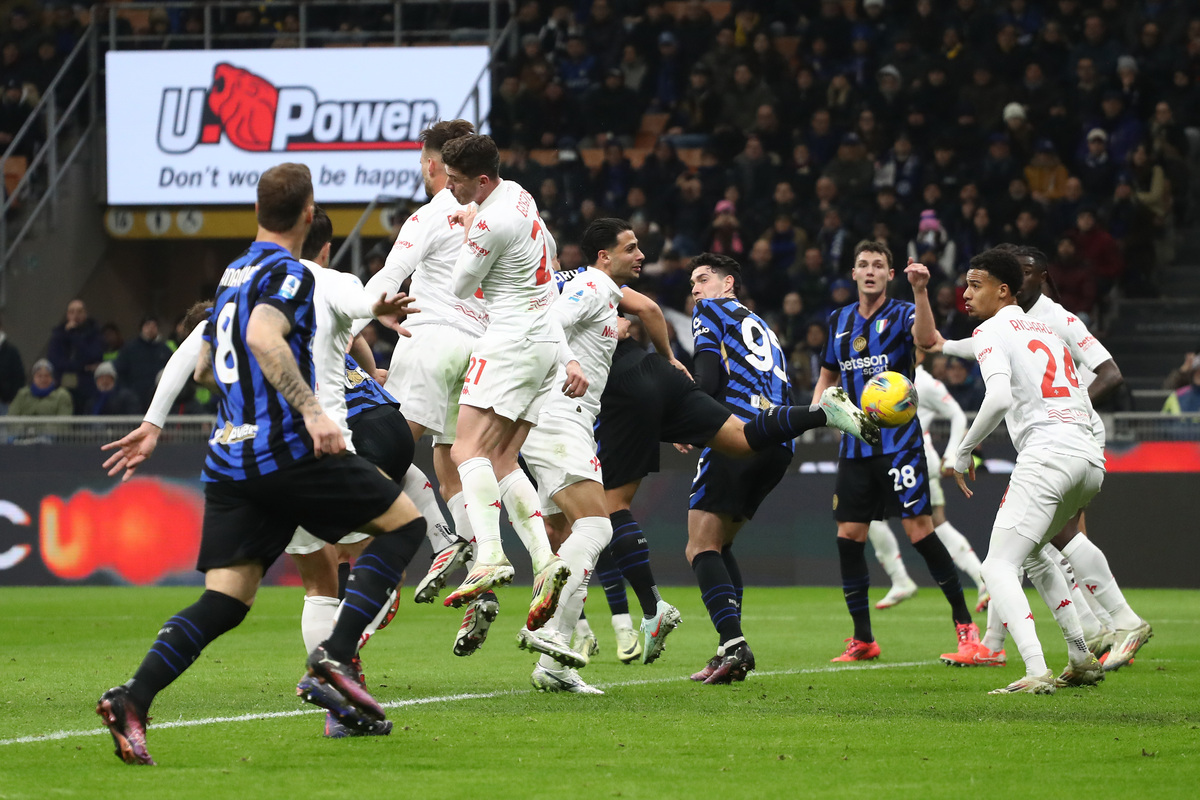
[193,337,217,390]
[1088,359,1123,404]
[810,313,842,403]
[941,337,975,360]
[906,258,937,349]
[353,215,428,336]
[690,300,726,398]
[1062,313,1123,403]
[330,271,419,336]
[548,291,588,398]
[619,287,681,364]
[450,214,501,299]
[349,334,385,383]
[952,333,1008,498]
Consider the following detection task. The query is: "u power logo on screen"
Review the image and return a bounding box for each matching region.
[157,62,440,155]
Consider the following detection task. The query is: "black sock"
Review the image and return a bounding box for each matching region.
[324,517,426,661]
[912,534,972,625]
[743,406,826,451]
[337,562,350,600]
[692,550,743,645]
[127,589,249,710]
[594,546,629,616]
[609,509,660,618]
[838,537,873,643]
[721,544,743,612]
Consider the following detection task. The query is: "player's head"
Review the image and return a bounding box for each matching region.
[419,119,475,197]
[182,300,215,337]
[441,134,501,206]
[850,240,893,299]
[300,205,333,266]
[689,253,741,301]
[583,218,642,282]
[1006,243,1056,310]
[964,247,1023,320]
[256,162,314,236]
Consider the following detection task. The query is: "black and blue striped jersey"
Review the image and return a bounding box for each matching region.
[822,298,922,459]
[202,242,317,482]
[344,355,398,421]
[692,297,791,446]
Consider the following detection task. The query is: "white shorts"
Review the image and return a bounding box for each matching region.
[459,335,558,424]
[924,435,945,508]
[384,323,476,445]
[521,412,603,514]
[1090,407,1107,450]
[284,527,370,556]
[993,449,1105,545]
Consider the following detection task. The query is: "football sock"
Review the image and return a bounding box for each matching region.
[743,405,826,450]
[457,457,505,563]
[594,546,630,616]
[497,470,554,572]
[1060,535,1142,630]
[127,589,250,710]
[575,612,594,639]
[404,464,456,553]
[837,537,873,643]
[357,587,398,647]
[691,549,743,646]
[611,612,634,633]
[1024,548,1089,665]
[609,509,661,618]
[981,601,1007,653]
[324,517,426,662]
[980,531,1046,676]
[1044,543,1104,638]
[447,491,475,545]
[933,520,985,590]
[337,562,350,600]
[867,520,913,587]
[912,533,972,625]
[301,595,339,654]
[721,544,743,611]
[540,517,611,669]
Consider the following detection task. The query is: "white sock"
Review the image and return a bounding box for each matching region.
[934,520,984,590]
[403,464,456,552]
[448,491,476,545]
[547,516,612,639]
[497,470,554,572]
[612,612,633,632]
[1024,548,1090,666]
[981,600,1006,652]
[301,595,339,654]
[575,613,594,638]
[867,520,913,587]
[1043,543,1103,639]
[1060,535,1142,630]
[457,457,505,563]
[980,530,1047,677]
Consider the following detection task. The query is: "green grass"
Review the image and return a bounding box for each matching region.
[2,586,1198,799]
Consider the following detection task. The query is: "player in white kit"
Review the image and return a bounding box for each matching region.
[939,248,1106,694]
[869,357,989,612]
[439,134,584,631]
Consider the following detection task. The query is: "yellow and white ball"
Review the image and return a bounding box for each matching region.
[860,371,918,428]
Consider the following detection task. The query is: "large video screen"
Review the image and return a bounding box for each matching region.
[106,47,490,205]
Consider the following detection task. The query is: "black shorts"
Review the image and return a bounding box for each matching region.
[349,405,413,485]
[833,448,932,524]
[689,444,792,522]
[198,453,401,572]
[595,354,730,489]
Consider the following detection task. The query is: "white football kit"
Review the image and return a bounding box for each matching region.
[914,364,967,508]
[521,267,623,510]
[451,179,561,423]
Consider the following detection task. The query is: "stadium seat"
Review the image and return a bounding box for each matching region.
[4,155,28,207]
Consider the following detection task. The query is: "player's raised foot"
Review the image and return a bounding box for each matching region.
[615,625,642,664]
[989,670,1056,695]
[640,601,682,664]
[942,643,1006,667]
[571,629,599,666]
[875,578,918,609]
[703,640,756,685]
[975,588,991,612]
[1103,619,1153,672]
[526,556,571,631]
[453,593,499,657]
[96,686,155,765]
[531,664,605,695]
[297,674,392,736]
[690,654,722,681]
[301,645,386,723]
[1086,626,1116,659]
[938,621,982,665]
[820,386,881,446]
[444,559,515,608]
[1056,654,1105,688]
[517,627,587,669]
[831,637,881,662]
[414,540,472,604]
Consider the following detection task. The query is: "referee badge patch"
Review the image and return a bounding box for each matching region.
[852,335,867,352]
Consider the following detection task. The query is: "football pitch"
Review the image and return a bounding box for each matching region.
[3,586,1197,798]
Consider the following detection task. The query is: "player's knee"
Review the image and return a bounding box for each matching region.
[979,556,1016,588]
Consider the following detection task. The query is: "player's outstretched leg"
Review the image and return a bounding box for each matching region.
[740,389,880,451]
[868,521,918,609]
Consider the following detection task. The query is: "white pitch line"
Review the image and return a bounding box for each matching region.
[0,660,932,747]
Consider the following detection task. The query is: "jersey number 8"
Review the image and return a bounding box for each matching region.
[214,302,239,385]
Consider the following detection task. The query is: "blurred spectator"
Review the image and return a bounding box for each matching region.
[874,133,922,204]
[1025,139,1070,205]
[908,209,956,282]
[0,314,24,413]
[993,177,1037,232]
[1073,207,1124,297]
[924,139,967,198]
[47,298,103,413]
[816,208,853,273]
[675,0,716,69]
[618,43,648,98]
[101,322,123,362]
[749,31,789,94]
[501,145,546,199]
[1012,208,1053,255]
[1076,128,1118,200]
[697,26,738,93]
[721,63,777,134]
[8,359,72,416]
[490,74,539,149]
[1071,13,1120,77]
[637,139,686,215]
[788,322,828,398]
[1164,348,1200,392]
[534,79,582,148]
[667,63,720,143]
[730,134,779,231]
[752,104,790,163]
[558,35,596,97]
[1162,362,1200,416]
[649,31,684,111]
[87,362,139,416]
[1081,91,1143,167]
[664,174,707,255]
[804,108,839,169]
[934,283,975,340]
[744,240,789,314]
[583,69,641,146]
[1002,102,1036,165]
[765,212,806,272]
[0,78,31,158]
[956,205,999,273]
[978,134,1020,198]
[583,0,623,70]
[702,199,749,264]
[776,292,809,354]
[795,247,833,313]
[1048,235,1097,317]
[944,356,984,410]
[824,133,874,206]
[115,316,173,412]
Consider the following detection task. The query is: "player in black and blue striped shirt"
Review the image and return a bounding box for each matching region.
[96,164,427,764]
[811,240,978,665]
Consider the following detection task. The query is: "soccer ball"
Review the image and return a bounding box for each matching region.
[860,371,918,427]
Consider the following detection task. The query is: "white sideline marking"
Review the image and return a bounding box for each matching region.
[0,660,931,747]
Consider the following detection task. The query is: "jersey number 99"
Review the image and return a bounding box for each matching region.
[741,317,788,383]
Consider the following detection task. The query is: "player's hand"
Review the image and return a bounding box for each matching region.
[941,463,957,478]
[450,208,478,240]
[372,292,419,338]
[372,368,388,384]
[905,258,931,292]
[673,443,694,454]
[562,360,588,398]
[101,421,162,482]
[668,357,692,379]
[954,460,975,499]
[305,412,346,458]
[918,330,946,354]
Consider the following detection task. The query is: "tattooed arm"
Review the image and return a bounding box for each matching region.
[246,304,345,457]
